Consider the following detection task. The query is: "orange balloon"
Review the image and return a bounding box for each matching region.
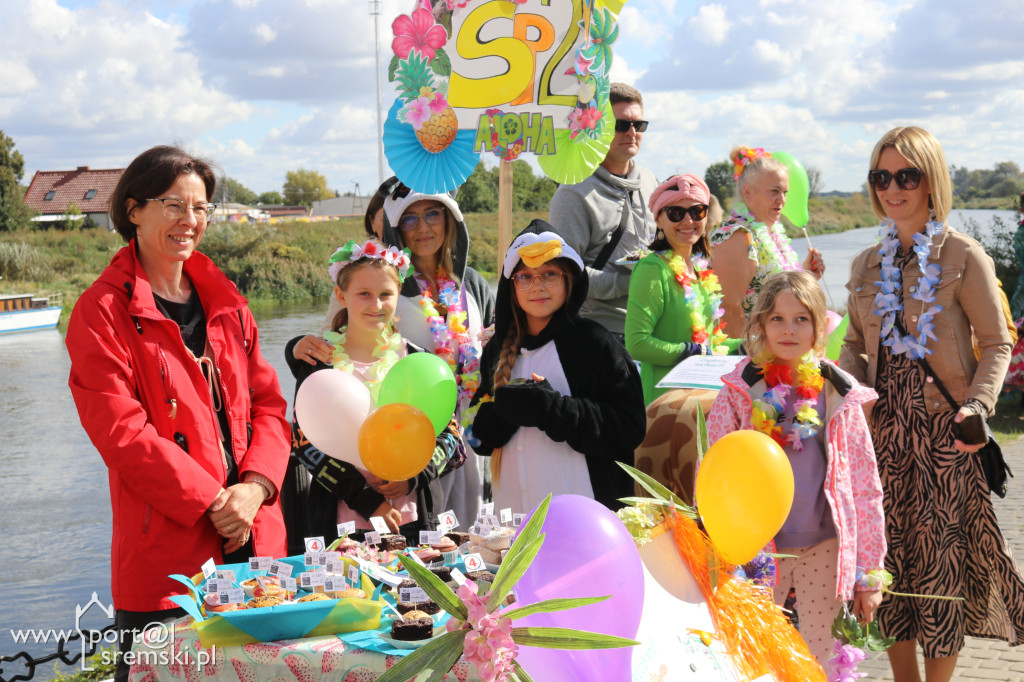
[358,403,436,481]
[694,430,795,565]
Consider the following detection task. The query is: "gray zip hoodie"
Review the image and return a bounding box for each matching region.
[547,162,659,335]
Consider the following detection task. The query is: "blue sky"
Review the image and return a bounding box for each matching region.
[3,0,1022,200]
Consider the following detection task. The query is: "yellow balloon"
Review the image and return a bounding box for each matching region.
[358,403,436,481]
[694,430,795,565]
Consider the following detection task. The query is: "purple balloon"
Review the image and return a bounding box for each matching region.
[512,495,644,681]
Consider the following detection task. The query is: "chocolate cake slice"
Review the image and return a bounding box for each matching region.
[390,616,434,641]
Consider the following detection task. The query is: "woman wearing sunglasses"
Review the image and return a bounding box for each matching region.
[710,146,825,336]
[841,126,1024,681]
[625,175,741,405]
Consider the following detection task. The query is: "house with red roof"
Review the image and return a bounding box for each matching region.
[24,166,124,230]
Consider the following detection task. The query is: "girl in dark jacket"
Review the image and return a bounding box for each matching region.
[467,222,645,512]
[287,239,462,546]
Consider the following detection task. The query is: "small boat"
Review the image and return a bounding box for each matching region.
[0,293,62,334]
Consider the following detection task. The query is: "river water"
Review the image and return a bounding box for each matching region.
[0,209,1015,677]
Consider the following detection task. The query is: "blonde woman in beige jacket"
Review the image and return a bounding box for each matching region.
[840,126,1023,682]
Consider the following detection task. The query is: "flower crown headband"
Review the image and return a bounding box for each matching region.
[328,239,413,284]
[732,146,771,180]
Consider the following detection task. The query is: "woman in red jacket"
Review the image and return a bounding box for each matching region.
[66,146,290,681]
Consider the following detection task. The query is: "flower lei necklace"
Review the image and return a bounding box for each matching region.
[415,268,482,410]
[323,326,403,403]
[873,217,943,360]
[665,252,729,353]
[730,203,801,273]
[750,352,824,451]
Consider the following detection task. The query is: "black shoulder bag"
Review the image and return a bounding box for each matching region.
[591,190,633,271]
[916,357,1012,498]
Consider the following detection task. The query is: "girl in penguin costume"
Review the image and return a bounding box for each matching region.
[467,221,646,512]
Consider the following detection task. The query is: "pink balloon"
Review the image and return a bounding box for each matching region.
[826,310,842,335]
[294,369,371,467]
[512,495,644,681]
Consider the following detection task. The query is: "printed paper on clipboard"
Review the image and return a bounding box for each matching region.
[655,355,745,391]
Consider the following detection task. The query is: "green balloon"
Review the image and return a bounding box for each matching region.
[826,314,850,361]
[377,353,458,435]
[772,151,810,227]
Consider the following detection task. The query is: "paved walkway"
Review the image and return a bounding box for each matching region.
[855,435,1024,681]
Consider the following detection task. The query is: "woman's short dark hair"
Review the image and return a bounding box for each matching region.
[109,145,217,242]
[364,191,386,237]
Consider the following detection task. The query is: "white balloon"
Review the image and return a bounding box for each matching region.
[294,369,372,467]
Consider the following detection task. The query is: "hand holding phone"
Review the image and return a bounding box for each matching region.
[953,412,988,446]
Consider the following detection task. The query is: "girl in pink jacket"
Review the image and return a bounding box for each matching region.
[707,270,886,674]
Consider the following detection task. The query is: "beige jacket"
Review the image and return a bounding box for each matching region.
[840,225,1010,415]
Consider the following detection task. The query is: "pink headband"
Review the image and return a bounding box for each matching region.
[649,174,711,215]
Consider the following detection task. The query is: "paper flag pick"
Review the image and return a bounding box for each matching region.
[383,99,477,195]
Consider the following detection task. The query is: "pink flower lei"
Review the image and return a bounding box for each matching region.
[415,267,482,411]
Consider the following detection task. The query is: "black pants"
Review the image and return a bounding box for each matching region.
[113,608,185,682]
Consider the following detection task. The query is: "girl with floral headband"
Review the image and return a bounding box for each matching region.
[708,270,886,675]
[841,126,1023,681]
[299,186,495,529]
[467,223,645,513]
[625,173,742,405]
[285,239,465,546]
[710,145,825,335]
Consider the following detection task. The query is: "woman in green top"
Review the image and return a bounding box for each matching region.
[626,174,741,404]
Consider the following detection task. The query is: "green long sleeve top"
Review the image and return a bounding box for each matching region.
[625,253,742,404]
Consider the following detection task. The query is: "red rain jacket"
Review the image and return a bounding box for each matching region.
[67,243,289,611]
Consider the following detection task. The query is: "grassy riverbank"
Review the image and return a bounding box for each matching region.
[0,211,548,329]
[0,195,955,327]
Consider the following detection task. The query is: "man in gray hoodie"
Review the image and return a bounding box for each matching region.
[547,82,659,339]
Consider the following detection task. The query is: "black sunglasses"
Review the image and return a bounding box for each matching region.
[614,119,649,133]
[660,204,708,223]
[868,168,924,192]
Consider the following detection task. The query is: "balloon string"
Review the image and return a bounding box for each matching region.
[802,226,838,310]
[884,589,964,601]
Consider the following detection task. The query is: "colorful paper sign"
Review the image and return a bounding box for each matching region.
[384,0,624,191]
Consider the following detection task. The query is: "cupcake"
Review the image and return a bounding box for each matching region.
[444,531,469,547]
[246,595,285,609]
[414,547,442,564]
[296,593,331,603]
[203,593,246,613]
[431,536,459,564]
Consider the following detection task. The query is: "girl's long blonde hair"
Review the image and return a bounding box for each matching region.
[743,270,827,361]
[489,258,575,483]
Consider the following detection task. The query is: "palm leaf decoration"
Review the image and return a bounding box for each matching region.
[580,8,618,75]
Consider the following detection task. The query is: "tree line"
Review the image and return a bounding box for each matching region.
[2,127,1022,233]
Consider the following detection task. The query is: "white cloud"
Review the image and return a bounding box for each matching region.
[689,4,732,46]
[0,60,38,96]
[253,22,277,43]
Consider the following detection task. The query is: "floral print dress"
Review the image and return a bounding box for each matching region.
[708,205,801,317]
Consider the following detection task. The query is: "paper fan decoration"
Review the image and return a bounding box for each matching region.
[537,99,614,184]
[383,99,477,195]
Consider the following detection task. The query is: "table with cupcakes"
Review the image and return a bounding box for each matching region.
[128,510,521,682]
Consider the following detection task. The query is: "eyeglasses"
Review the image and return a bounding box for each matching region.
[399,207,446,231]
[614,119,649,133]
[660,204,708,223]
[867,168,924,192]
[146,198,216,223]
[512,270,565,290]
